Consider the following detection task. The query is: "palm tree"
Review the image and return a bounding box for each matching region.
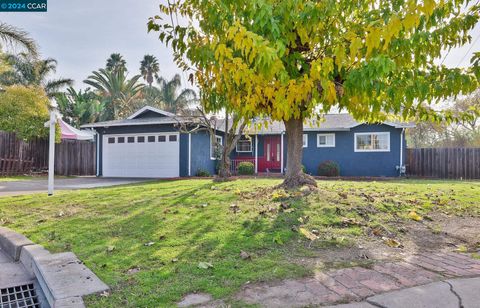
[84,68,144,120]
[55,87,105,127]
[0,22,38,56]
[105,53,126,73]
[157,74,197,113]
[140,55,160,87]
[0,54,73,97]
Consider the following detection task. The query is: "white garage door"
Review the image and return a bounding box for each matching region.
[102,133,179,178]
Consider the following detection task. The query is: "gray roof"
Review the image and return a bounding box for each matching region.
[81,116,186,128]
[241,114,414,134]
[81,107,414,131]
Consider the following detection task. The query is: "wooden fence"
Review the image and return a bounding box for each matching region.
[0,131,96,176]
[406,148,480,179]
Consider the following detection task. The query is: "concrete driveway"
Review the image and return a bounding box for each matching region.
[0,177,153,197]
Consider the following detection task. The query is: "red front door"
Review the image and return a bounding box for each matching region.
[261,136,281,172]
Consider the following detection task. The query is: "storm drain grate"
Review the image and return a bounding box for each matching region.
[0,284,40,308]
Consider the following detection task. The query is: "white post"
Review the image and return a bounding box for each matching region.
[399,128,404,176]
[95,131,100,177]
[280,132,284,174]
[48,111,56,196]
[188,133,192,176]
[254,135,258,174]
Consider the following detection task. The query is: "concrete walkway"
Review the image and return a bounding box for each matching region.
[0,177,153,196]
[328,277,480,307]
[233,252,480,307]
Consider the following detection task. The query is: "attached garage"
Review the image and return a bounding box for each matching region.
[102,132,179,178]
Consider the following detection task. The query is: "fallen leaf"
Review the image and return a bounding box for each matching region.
[240,251,251,260]
[338,192,348,199]
[382,237,403,248]
[171,258,178,263]
[408,211,423,221]
[198,261,213,269]
[126,267,140,275]
[106,246,115,252]
[144,242,155,247]
[299,228,318,241]
[230,203,240,213]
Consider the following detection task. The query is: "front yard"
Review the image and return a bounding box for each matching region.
[0,178,479,307]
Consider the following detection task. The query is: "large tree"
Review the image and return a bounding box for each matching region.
[84,68,144,119]
[0,54,73,97]
[149,0,480,188]
[0,85,50,140]
[140,54,160,86]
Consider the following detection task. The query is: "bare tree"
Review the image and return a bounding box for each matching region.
[174,107,247,179]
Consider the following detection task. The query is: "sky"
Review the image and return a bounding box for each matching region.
[0,0,182,88]
[0,0,479,90]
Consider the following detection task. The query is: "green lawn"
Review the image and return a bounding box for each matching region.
[0,178,479,307]
[0,175,36,181]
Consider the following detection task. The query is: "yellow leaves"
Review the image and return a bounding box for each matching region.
[214,44,232,62]
[383,16,402,50]
[349,36,363,61]
[420,0,436,17]
[403,12,420,31]
[297,27,309,45]
[334,45,346,70]
[366,26,382,58]
[324,81,337,104]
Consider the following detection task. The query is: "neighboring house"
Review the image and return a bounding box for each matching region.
[82,106,414,178]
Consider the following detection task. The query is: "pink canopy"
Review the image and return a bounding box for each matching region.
[58,117,94,140]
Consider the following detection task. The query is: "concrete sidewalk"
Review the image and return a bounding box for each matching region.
[329,277,480,307]
[0,177,153,196]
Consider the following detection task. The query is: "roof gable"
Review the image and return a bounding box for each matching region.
[127,106,175,119]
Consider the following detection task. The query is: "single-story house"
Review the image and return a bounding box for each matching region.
[82,106,414,178]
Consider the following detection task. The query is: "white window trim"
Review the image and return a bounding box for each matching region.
[354,132,390,152]
[317,133,335,147]
[236,138,252,153]
[303,134,308,148]
[210,134,223,160]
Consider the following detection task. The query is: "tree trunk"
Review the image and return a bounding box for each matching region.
[217,154,232,179]
[282,117,317,189]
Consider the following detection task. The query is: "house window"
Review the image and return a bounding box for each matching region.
[127,137,135,143]
[148,136,155,143]
[169,135,177,142]
[355,132,390,152]
[158,135,166,142]
[317,133,335,147]
[236,137,252,153]
[210,135,223,160]
[137,136,145,143]
[303,134,308,148]
[118,137,125,143]
[108,137,115,144]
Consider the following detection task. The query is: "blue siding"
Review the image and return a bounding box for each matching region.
[190,130,217,175]
[179,133,189,177]
[301,124,402,177]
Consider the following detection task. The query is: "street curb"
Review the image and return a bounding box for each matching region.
[0,226,34,261]
[0,227,108,308]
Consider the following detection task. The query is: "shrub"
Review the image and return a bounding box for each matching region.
[302,165,307,173]
[195,169,211,177]
[237,162,255,175]
[317,160,340,177]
